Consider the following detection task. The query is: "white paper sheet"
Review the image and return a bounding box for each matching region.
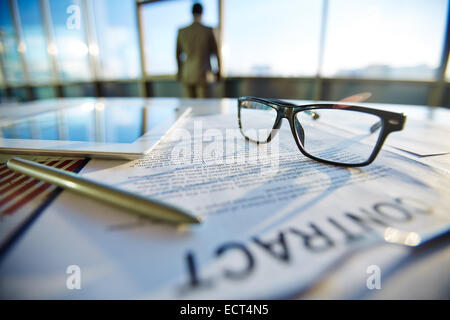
[0,114,449,299]
[386,118,450,156]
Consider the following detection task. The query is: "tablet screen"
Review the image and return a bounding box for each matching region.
[1,102,177,144]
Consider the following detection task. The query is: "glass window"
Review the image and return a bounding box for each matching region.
[0,0,26,85]
[0,64,5,87]
[48,0,92,81]
[223,0,323,77]
[101,82,142,97]
[61,83,95,97]
[92,0,141,80]
[322,0,448,80]
[34,86,57,99]
[17,0,53,83]
[141,0,219,75]
[10,87,29,101]
[0,89,6,103]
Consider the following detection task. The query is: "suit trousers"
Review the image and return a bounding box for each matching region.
[182,83,210,98]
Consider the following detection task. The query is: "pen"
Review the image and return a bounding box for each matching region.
[6,157,201,225]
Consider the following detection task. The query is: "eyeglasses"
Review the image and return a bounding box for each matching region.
[237,96,406,167]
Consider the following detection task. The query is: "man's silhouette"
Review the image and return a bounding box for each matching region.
[176,3,221,98]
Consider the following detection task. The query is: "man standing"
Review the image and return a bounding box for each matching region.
[176,3,221,98]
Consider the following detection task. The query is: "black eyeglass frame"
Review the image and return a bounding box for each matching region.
[237,96,406,167]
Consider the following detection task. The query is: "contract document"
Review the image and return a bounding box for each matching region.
[0,113,449,299]
[385,118,450,156]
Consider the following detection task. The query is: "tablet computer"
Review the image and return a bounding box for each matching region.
[0,100,191,159]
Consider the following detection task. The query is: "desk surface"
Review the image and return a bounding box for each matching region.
[0,97,449,299]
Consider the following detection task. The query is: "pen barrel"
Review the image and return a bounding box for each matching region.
[7,158,199,224]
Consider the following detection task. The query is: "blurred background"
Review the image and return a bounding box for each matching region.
[0,0,448,107]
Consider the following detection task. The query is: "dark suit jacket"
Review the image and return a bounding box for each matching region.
[176,22,219,85]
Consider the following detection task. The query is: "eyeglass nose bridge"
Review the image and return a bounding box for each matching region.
[271,106,296,131]
[272,106,289,131]
[278,106,294,119]
[273,107,306,146]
